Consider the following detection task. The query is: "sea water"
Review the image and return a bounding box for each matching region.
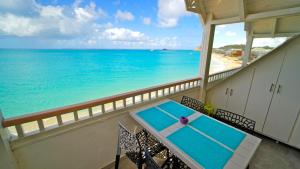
[0,49,222,118]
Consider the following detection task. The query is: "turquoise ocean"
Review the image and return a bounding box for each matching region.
[0,49,204,118]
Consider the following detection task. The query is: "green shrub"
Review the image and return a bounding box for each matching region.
[204,104,214,116]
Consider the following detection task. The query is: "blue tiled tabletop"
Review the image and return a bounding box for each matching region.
[133,100,249,169]
[190,116,246,150]
[167,126,233,169]
[136,107,177,131]
[157,101,195,118]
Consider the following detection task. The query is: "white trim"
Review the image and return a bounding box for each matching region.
[253,32,299,38]
[210,7,300,25]
[247,7,300,21]
[239,0,247,19]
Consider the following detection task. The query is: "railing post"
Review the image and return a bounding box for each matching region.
[101,105,106,114]
[74,111,79,121]
[88,107,93,117]
[141,94,144,102]
[37,119,45,131]
[122,99,126,108]
[113,102,117,110]
[15,124,24,138]
[57,115,63,126]
[0,111,19,169]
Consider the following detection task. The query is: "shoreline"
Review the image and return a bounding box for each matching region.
[210,52,242,74]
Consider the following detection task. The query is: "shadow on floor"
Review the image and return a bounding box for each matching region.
[250,135,300,169]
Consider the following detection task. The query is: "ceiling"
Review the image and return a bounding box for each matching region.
[185,0,300,37]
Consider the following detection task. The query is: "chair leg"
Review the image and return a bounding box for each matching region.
[137,153,143,169]
[173,156,179,168]
[161,150,170,169]
[161,156,171,169]
[114,154,120,169]
[115,128,121,169]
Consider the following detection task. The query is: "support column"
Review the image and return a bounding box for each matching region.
[0,112,19,169]
[242,32,253,66]
[199,21,215,101]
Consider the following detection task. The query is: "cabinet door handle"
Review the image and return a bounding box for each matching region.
[225,88,229,95]
[269,83,275,92]
[230,89,233,96]
[277,84,282,94]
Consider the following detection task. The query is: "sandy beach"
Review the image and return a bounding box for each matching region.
[210,52,242,74]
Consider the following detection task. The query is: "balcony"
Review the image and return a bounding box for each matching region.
[1,67,299,169]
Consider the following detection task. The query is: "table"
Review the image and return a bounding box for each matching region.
[130,99,261,169]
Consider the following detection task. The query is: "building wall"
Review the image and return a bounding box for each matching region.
[0,138,13,169]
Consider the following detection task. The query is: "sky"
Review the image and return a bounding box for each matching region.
[0,0,287,49]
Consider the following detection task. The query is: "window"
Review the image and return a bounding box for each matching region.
[210,23,245,74]
[249,37,288,63]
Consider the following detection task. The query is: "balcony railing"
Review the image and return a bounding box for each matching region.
[1,77,202,138]
[208,67,241,83]
[0,67,240,139]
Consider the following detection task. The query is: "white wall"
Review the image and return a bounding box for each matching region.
[0,138,12,169]
[7,88,200,169]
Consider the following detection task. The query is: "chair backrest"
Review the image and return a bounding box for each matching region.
[215,109,256,131]
[144,150,162,169]
[118,123,142,164]
[181,96,205,113]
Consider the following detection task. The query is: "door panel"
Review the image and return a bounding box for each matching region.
[243,51,284,132]
[263,39,300,142]
[226,69,254,115]
[206,80,230,110]
[289,110,300,149]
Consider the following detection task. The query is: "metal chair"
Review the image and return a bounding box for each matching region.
[144,150,162,169]
[144,149,191,169]
[144,132,190,169]
[214,108,256,132]
[180,96,205,113]
[115,123,167,169]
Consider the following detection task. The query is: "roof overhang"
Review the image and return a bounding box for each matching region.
[185,0,300,38]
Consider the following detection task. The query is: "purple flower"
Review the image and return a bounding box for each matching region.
[180,116,189,125]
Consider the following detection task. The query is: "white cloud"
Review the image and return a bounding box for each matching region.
[115,10,134,21]
[225,31,237,37]
[0,0,39,15]
[40,6,63,18]
[253,37,287,47]
[87,39,97,45]
[0,0,107,37]
[218,25,227,28]
[157,0,190,28]
[0,13,42,36]
[0,0,182,49]
[74,2,106,22]
[143,17,151,25]
[101,27,179,49]
[102,28,145,42]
